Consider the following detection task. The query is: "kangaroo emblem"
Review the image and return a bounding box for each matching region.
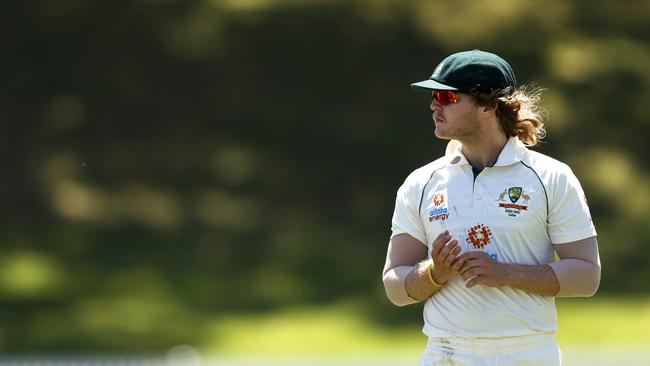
[497,189,507,201]
[521,194,531,204]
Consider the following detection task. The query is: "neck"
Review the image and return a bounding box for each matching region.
[460,132,508,170]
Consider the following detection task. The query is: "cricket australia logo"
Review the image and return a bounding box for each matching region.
[497,186,530,217]
[428,192,449,222]
[466,224,493,249]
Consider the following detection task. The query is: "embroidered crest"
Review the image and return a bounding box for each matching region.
[497,186,531,217]
[508,187,522,203]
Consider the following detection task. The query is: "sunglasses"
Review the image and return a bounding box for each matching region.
[432,90,461,105]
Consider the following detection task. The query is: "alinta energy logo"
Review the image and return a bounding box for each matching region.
[466,223,493,249]
[497,186,530,217]
[433,193,444,207]
[428,192,448,222]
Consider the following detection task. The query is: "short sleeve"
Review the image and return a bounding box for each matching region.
[390,179,427,245]
[548,166,597,244]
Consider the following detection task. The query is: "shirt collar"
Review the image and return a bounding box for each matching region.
[445,137,526,168]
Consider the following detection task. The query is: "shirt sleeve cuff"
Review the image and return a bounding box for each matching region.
[550,228,597,244]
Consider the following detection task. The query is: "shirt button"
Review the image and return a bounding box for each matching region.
[476,195,482,201]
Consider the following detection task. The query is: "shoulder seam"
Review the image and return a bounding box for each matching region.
[418,166,444,217]
[519,161,549,222]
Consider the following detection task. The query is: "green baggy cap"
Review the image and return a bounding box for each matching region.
[411,49,517,94]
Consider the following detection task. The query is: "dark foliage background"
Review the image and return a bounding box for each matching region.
[1,0,649,351]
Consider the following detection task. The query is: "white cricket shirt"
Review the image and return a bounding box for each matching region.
[390,137,596,337]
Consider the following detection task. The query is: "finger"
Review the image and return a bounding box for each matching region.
[471,252,491,260]
[458,259,482,275]
[451,255,466,270]
[466,275,481,288]
[434,230,449,242]
[467,275,498,288]
[451,258,463,272]
[433,231,450,246]
[457,251,486,262]
[433,241,456,264]
[458,253,493,272]
[458,264,470,276]
[461,268,473,280]
[449,244,462,258]
[461,267,483,281]
[430,231,450,257]
[452,246,487,262]
[437,240,459,260]
[443,246,461,268]
[453,252,474,267]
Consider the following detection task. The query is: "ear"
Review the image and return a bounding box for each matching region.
[477,102,498,123]
[482,102,498,113]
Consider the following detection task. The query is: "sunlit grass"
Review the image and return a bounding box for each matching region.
[203,296,650,357]
[202,300,422,356]
[556,297,650,346]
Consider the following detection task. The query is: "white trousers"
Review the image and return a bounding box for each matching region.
[420,333,562,366]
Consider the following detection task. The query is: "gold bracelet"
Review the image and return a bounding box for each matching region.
[427,261,447,287]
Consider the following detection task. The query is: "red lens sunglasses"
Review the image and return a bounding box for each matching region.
[432,90,461,105]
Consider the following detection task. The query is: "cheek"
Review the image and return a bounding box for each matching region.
[456,106,480,125]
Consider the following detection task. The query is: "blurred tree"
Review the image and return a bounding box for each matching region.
[0,0,648,351]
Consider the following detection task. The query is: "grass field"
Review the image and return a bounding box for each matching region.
[200,296,650,365]
[2,297,647,365]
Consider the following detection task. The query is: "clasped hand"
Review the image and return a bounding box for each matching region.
[430,230,509,288]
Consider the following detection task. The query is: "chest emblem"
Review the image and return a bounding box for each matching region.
[466,224,493,249]
[508,187,522,203]
[497,186,530,217]
[428,192,449,222]
[433,193,444,206]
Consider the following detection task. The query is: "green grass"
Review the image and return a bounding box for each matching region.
[201,296,650,357]
[556,296,650,346]
[201,300,422,356]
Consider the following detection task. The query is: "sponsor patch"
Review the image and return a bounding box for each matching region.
[428,192,449,222]
[466,223,493,249]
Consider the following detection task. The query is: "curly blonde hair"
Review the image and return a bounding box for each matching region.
[474,86,547,147]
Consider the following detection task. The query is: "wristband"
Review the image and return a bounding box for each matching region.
[427,261,447,287]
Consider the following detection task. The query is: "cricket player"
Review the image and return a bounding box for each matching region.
[382,50,601,365]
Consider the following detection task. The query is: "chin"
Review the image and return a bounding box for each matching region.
[434,129,450,140]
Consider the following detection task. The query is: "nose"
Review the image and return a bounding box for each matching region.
[430,97,442,112]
